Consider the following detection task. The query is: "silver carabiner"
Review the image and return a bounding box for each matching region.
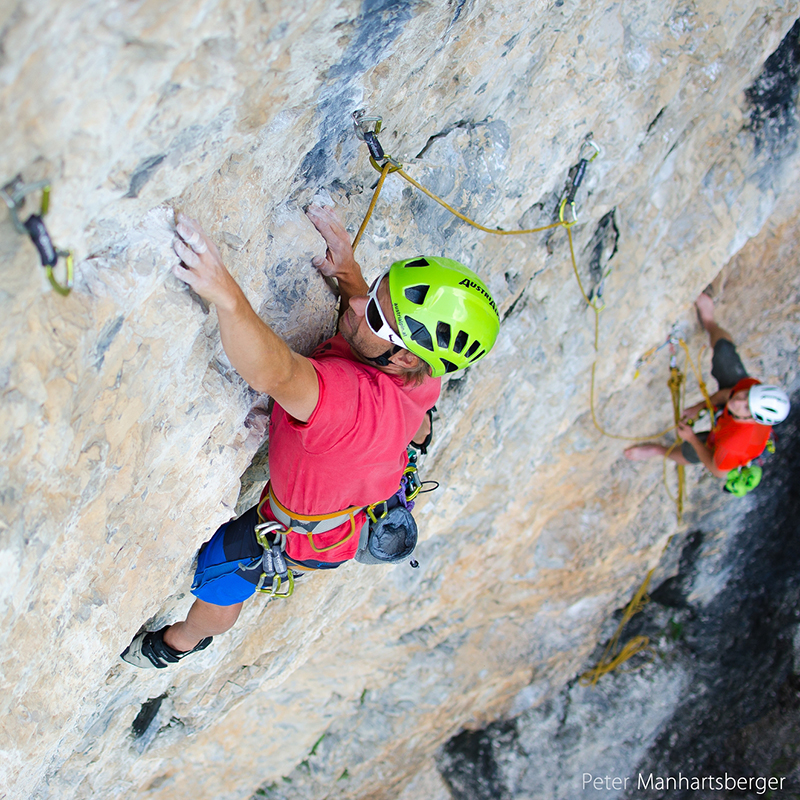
[352,109,383,141]
[579,139,601,163]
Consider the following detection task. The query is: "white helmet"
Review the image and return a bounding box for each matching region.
[748,384,790,425]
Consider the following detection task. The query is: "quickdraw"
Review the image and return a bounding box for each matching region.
[2,176,74,296]
[558,139,601,226]
[248,520,295,598]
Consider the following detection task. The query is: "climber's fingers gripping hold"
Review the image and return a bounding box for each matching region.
[172,213,238,309]
[306,205,356,279]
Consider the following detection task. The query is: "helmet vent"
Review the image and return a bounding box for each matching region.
[436,322,451,348]
[470,349,486,362]
[404,285,430,305]
[404,316,434,351]
[465,340,481,359]
[441,359,459,374]
[405,257,429,268]
[453,330,469,354]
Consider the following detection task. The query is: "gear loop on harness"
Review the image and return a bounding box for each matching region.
[259,482,363,554]
[2,175,74,296]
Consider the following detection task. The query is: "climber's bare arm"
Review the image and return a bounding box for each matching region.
[681,389,732,421]
[172,214,319,422]
[677,421,728,479]
[306,204,369,317]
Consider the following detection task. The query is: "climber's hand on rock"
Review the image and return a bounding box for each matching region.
[173,214,240,310]
[306,205,359,279]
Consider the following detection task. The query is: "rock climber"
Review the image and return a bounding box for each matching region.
[121,205,500,668]
[624,292,790,479]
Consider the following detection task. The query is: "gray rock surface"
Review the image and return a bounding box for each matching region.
[0,2,799,799]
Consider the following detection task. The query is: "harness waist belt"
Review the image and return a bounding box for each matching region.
[264,483,364,534]
[257,483,365,554]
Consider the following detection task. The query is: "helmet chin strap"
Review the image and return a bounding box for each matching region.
[362,345,401,367]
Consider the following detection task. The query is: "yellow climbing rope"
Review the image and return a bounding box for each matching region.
[667,366,686,523]
[352,156,568,255]
[579,568,657,686]
[348,124,725,688]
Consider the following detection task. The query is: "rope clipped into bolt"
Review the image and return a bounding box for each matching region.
[349,114,725,684]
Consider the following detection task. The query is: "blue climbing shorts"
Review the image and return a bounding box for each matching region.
[191,506,267,606]
[191,502,351,605]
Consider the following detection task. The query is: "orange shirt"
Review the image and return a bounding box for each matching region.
[708,378,772,471]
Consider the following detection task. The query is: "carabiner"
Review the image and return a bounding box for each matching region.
[558,197,578,225]
[366,502,389,524]
[47,250,74,296]
[1,177,50,233]
[2,176,73,296]
[403,465,423,502]
[352,109,383,140]
[579,139,601,164]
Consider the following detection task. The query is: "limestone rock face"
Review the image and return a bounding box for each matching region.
[0,2,799,799]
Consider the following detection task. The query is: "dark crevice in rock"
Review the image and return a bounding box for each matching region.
[745,17,800,161]
[414,119,485,160]
[502,290,526,322]
[124,154,166,198]
[449,0,468,26]
[94,315,124,371]
[438,721,516,800]
[131,693,167,739]
[297,0,418,187]
[649,529,705,610]
[646,107,666,135]
[585,208,618,299]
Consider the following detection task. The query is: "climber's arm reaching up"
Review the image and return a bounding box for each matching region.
[172,213,319,423]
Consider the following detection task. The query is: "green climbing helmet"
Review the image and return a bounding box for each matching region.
[387,256,500,378]
[723,465,763,497]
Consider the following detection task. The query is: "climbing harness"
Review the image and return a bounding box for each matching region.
[253,448,432,581]
[2,176,73,296]
[259,483,365,555]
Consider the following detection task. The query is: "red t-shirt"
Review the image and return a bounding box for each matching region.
[262,335,441,566]
[707,377,772,472]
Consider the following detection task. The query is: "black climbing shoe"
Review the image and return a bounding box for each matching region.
[120,626,213,669]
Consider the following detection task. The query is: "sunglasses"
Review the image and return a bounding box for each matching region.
[365,274,404,348]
